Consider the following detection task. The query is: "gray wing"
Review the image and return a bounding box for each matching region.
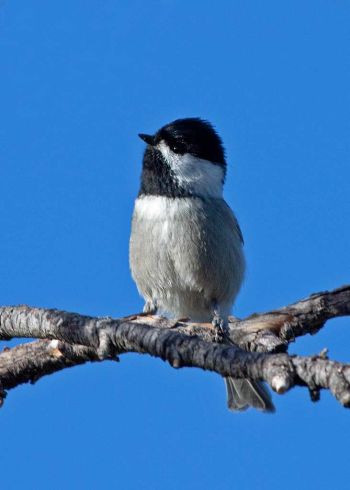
[171,198,245,305]
[222,199,244,245]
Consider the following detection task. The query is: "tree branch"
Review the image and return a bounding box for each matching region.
[0,285,350,408]
[0,340,101,397]
[228,284,350,352]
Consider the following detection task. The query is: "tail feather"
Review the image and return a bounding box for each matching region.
[225,377,275,412]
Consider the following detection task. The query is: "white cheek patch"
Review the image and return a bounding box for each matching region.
[157,141,224,198]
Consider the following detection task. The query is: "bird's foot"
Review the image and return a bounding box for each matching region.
[168,317,190,328]
[120,301,158,322]
[143,300,158,316]
[120,312,148,321]
[212,312,228,343]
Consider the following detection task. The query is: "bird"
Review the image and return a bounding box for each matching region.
[129,117,274,412]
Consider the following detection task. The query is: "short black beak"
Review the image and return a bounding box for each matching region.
[138,133,155,146]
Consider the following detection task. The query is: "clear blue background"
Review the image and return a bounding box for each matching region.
[1,1,349,489]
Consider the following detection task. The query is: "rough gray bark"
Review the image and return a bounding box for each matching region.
[0,285,350,408]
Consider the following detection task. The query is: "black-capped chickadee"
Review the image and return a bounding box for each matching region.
[130,117,274,412]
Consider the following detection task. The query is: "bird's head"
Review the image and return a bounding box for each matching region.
[138,118,227,198]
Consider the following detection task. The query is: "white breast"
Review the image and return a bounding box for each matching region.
[133,194,191,221]
[133,195,193,241]
[130,194,245,322]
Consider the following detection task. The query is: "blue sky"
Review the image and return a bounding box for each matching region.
[1,1,350,489]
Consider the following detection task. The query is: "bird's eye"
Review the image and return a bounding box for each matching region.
[170,143,182,153]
